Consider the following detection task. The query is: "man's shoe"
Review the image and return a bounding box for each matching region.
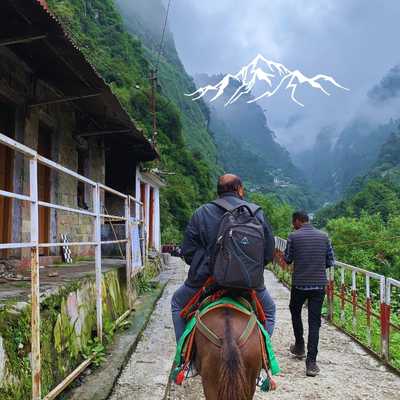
[289,344,305,358]
[306,361,320,377]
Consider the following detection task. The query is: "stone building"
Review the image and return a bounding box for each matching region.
[0,0,157,268]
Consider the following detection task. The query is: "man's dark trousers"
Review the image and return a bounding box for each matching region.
[172,283,276,342]
[289,287,325,362]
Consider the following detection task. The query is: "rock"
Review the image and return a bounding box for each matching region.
[0,336,7,383]
[48,272,59,278]
[0,264,6,274]
[13,302,28,312]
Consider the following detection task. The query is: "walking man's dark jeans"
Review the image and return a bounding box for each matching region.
[289,287,325,362]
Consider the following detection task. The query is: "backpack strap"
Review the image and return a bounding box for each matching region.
[212,198,261,216]
[211,197,237,212]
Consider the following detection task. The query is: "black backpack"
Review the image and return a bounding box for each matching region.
[211,198,265,289]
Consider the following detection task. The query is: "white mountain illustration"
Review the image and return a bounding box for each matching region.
[186,54,349,107]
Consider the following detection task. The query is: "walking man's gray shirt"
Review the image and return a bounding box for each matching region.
[284,224,335,287]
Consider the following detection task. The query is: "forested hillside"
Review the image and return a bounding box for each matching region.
[46,0,216,241]
[315,128,400,280]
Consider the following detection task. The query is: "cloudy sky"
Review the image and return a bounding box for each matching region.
[166,0,400,153]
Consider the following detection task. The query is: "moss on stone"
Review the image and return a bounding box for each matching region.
[0,263,155,399]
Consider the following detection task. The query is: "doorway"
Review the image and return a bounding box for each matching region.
[0,102,15,257]
[148,187,154,249]
[38,123,52,255]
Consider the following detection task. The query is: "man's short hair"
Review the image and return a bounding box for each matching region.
[217,174,243,195]
[292,210,309,223]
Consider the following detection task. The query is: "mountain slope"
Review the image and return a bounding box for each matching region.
[115,0,219,169]
[314,127,400,226]
[296,62,400,206]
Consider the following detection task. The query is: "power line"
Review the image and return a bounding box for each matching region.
[149,0,172,148]
[156,0,172,73]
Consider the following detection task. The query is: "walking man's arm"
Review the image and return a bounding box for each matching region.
[256,210,275,264]
[284,235,294,264]
[326,239,335,268]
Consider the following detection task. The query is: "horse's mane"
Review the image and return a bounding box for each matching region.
[218,309,250,400]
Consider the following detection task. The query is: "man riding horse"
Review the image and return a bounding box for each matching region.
[171,174,276,342]
[171,174,278,399]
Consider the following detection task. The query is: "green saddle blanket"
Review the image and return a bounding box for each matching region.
[174,296,280,376]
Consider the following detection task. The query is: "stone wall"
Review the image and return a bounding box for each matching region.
[0,259,161,400]
[0,48,107,266]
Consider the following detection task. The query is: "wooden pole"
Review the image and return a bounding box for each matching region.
[30,158,41,400]
[125,197,133,309]
[93,184,103,342]
[150,69,157,146]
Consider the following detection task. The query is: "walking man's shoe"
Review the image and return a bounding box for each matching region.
[289,344,305,358]
[306,360,320,377]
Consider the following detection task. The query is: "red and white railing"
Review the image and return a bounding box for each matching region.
[273,236,400,370]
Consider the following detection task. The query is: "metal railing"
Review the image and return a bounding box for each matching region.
[0,133,146,399]
[273,236,400,371]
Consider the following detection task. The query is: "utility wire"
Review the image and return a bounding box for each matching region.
[156,0,172,73]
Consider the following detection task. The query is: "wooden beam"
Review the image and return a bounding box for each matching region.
[28,92,102,108]
[76,129,131,138]
[0,34,46,47]
[43,40,93,89]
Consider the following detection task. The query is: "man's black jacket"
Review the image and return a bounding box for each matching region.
[181,193,275,289]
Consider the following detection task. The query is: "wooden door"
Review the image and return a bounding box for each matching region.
[0,103,15,257]
[140,182,146,221]
[148,187,154,248]
[38,124,51,255]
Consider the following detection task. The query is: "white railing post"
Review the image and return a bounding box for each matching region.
[125,197,132,309]
[140,203,146,266]
[351,270,357,331]
[30,157,41,400]
[340,267,345,321]
[93,184,103,342]
[327,267,334,322]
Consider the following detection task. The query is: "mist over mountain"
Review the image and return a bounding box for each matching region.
[368,65,400,103]
[295,61,400,205]
[195,73,316,209]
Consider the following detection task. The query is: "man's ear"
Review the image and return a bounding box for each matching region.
[238,186,245,199]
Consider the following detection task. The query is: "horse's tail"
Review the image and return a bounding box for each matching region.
[218,309,250,400]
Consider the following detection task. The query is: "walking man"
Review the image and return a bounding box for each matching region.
[171,174,276,342]
[284,211,335,377]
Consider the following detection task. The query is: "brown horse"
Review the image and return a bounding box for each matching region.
[194,307,263,400]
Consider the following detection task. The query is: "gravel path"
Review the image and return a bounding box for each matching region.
[110,257,400,399]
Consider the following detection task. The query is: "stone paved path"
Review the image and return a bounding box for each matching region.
[110,257,400,400]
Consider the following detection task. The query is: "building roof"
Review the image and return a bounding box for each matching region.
[1,0,157,161]
[140,171,167,188]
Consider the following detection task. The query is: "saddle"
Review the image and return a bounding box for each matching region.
[173,279,280,391]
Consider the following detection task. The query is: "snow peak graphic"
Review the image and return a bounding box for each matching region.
[186,54,349,107]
